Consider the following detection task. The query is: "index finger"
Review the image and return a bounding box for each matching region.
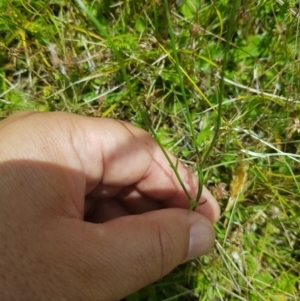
[74,115,220,223]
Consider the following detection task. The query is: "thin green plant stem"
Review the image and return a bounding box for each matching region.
[163,0,240,209]
[198,1,240,179]
[197,0,240,206]
[140,110,193,201]
[163,0,202,209]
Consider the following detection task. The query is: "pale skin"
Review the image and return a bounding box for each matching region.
[0,111,220,301]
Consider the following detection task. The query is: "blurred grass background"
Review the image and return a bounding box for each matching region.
[0,0,299,300]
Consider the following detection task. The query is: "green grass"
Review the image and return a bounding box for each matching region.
[0,0,299,300]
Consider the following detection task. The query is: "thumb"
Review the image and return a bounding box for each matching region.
[70,208,215,300]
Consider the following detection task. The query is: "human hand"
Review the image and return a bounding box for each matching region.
[0,111,220,300]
